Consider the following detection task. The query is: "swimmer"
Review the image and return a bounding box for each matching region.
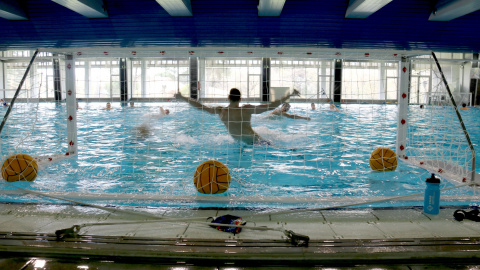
[329,103,340,111]
[311,103,316,110]
[129,102,135,108]
[459,103,469,110]
[149,107,170,119]
[1,99,9,107]
[420,104,424,109]
[175,88,301,145]
[135,106,170,136]
[135,123,151,137]
[104,102,112,110]
[160,107,170,115]
[270,102,311,120]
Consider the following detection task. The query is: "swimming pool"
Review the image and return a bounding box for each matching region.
[0,102,478,208]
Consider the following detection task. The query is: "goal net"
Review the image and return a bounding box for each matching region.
[404,54,477,186]
[0,49,476,209]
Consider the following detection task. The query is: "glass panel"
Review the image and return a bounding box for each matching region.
[343,62,379,100]
[343,61,398,101]
[90,64,113,98]
[319,76,330,98]
[410,76,429,104]
[4,60,57,100]
[75,67,86,99]
[5,50,31,57]
[271,59,333,100]
[143,59,189,98]
[36,62,54,99]
[204,58,262,99]
[179,74,190,95]
[111,75,120,98]
[248,75,260,98]
[410,76,419,104]
[418,77,430,104]
[386,77,398,100]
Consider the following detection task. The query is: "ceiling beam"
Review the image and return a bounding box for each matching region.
[345,0,392,19]
[0,0,27,20]
[155,0,192,16]
[429,0,480,21]
[258,0,286,16]
[50,0,108,19]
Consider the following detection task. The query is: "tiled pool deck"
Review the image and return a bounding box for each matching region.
[0,202,480,268]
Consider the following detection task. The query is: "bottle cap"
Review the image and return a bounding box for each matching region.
[426,173,440,183]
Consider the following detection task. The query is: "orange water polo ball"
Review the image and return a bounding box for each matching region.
[369,147,398,171]
[193,160,231,194]
[1,153,38,182]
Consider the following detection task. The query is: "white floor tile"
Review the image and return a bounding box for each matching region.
[0,214,18,225]
[81,222,142,236]
[416,220,480,237]
[0,216,55,232]
[373,208,428,222]
[284,221,337,240]
[451,220,480,235]
[38,217,103,234]
[328,222,386,239]
[183,223,239,239]
[135,221,189,238]
[321,209,377,223]
[375,221,437,238]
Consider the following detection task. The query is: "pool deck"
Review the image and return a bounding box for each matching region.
[0,202,480,267]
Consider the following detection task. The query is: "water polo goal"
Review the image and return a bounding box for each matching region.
[0,48,477,210]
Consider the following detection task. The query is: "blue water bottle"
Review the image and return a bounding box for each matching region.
[424,173,441,215]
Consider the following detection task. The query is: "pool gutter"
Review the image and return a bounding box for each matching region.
[0,232,479,265]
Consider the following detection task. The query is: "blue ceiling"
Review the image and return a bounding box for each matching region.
[1,0,480,52]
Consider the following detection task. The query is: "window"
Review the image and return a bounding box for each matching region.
[410,60,432,104]
[36,61,54,99]
[75,61,86,98]
[271,59,333,100]
[4,50,31,58]
[132,59,189,98]
[343,61,398,101]
[204,59,262,99]
[88,60,119,98]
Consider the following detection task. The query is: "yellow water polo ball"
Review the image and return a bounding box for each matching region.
[1,153,38,182]
[369,147,398,171]
[193,160,231,194]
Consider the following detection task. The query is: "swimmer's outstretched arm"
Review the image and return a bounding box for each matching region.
[174,92,220,114]
[253,89,300,114]
[283,113,311,121]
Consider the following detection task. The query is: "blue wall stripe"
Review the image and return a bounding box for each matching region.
[0,0,478,51]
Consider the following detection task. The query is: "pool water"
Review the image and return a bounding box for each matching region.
[0,102,478,207]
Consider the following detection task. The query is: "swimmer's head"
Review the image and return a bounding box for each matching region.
[130,102,134,107]
[311,103,316,109]
[281,103,291,112]
[106,102,111,108]
[462,103,467,107]
[165,109,170,115]
[228,88,241,102]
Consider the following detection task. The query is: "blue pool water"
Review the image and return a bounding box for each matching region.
[0,102,478,207]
